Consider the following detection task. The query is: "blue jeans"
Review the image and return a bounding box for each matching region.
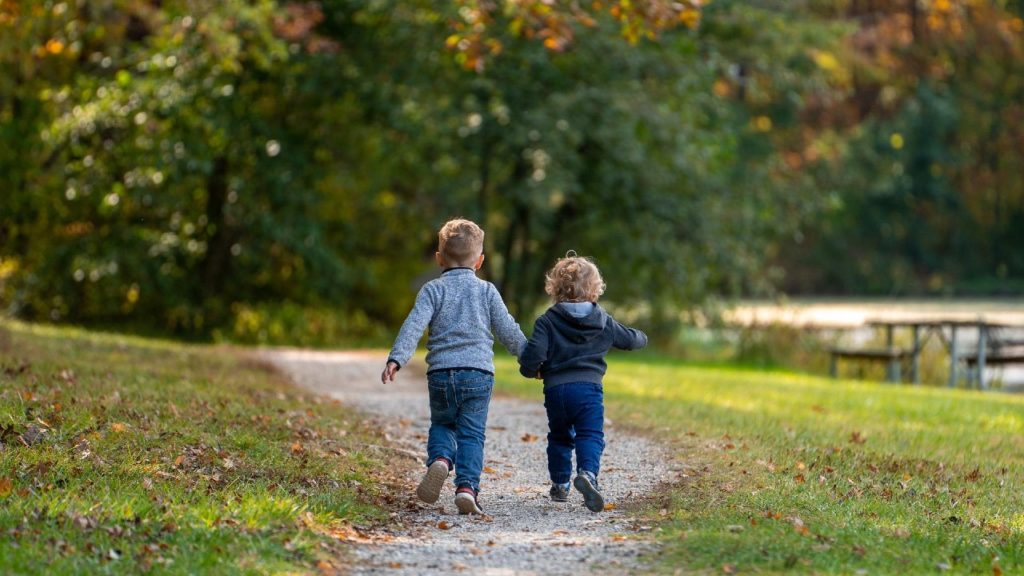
[544,382,605,484]
[426,369,494,492]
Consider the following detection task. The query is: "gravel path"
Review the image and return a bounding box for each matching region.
[264,349,681,575]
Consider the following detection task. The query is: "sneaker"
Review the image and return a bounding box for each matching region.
[550,483,570,502]
[416,458,450,504]
[573,471,605,513]
[454,486,484,515]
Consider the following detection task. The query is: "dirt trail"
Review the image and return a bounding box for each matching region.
[264,349,682,575]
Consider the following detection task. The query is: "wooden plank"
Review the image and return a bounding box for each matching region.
[963,354,1024,366]
[829,348,908,360]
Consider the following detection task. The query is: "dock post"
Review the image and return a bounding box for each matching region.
[911,325,921,385]
[977,324,987,390]
[885,324,898,383]
[948,325,958,388]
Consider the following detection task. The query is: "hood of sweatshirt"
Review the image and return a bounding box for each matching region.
[549,302,608,343]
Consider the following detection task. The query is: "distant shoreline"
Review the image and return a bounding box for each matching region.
[725,298,1024,329]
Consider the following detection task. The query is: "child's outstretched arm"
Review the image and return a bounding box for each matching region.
[610,318,648,351]
[382,286,435,384]
[487,284,527,357]
[518,317,550,379]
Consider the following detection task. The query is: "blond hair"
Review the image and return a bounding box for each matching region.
[438,218,485,267]
[544,252,605,303]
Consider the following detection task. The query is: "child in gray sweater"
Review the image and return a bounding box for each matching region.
[382,219,526,514]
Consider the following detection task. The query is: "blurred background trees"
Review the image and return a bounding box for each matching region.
[1,0,1022,343]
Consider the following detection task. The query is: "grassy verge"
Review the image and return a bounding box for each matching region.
[494,354,1023,574]
[0,322,387,574]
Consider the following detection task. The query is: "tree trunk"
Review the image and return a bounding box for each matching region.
[199,156,233,303]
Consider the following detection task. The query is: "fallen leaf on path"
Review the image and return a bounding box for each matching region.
[520,433,538,443]
[603,503,617,511]
[612,535,627,542]
[290,442,304,455]
[437,521,452,530]
[794,474,806,484]
[483,466,497,474]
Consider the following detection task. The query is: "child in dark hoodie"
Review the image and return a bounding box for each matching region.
[518,253,648,512]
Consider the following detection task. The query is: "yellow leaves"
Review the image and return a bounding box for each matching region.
[603,503,617,511]
[45,39,65,55]
[126,284,140,305]
[812,50,841,73]
[713,80,731,98]
[520,433,539,442]
[0,257,19,280]
[754,116,773,132]
[678,8,700,29]
[890,133,904,150]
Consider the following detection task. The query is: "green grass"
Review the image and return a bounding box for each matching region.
[494,353,1024,575]
[0,322,387,575]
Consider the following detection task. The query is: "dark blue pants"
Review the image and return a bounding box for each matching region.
[543,382,605,484]
[426,369,493,492]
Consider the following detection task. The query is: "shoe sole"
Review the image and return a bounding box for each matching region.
[455,492,483,515]
[416,461,449,504]
[573,475,605,512]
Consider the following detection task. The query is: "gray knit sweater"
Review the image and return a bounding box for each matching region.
[387,268,526,374]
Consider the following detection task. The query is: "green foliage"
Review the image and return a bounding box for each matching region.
[3,0,1022,341]
[0,321,386,573]
[494,354,1024,574]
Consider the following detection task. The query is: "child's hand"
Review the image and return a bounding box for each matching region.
[381,361,399,385]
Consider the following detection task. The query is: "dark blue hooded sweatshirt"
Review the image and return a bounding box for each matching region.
[518,302,648,389]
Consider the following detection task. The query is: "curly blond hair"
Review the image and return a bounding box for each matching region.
[438,218,484,267]
[544,252,605,303]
